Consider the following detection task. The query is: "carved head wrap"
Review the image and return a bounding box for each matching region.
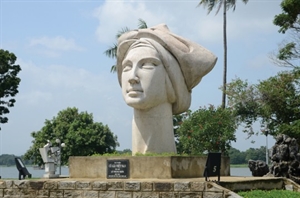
[117,24,217,114]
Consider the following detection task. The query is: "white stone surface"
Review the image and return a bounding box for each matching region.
[39,145,59,178]
[117,24,217,154]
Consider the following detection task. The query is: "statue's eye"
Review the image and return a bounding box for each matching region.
[122,64,132,72]
[141,62,156,69]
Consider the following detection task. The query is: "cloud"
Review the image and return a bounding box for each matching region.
[16,58,127,119]
[92,0,281,47]
[10,58,133,151]
[93,0,169,44]
[29,36,84,51]
[29,36,83,51]
[19,91,53,106]
[17,59,114,95]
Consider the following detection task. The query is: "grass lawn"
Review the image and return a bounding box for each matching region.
[238,189,300,198]
[230,164,248,168]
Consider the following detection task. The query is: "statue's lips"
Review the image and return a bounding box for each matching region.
[127,88,143,97]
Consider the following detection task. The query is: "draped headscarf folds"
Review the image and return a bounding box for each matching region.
[117,24,217,114]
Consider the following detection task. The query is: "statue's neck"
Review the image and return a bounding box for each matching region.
[131,102,177,155]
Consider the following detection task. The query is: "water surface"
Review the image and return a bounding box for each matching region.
[0,166,69,179]
[0,166,251,179]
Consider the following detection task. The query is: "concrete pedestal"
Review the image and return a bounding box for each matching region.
[69,156,230,179]
[43,162,59,178]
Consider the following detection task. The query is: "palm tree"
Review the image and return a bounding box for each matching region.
[104,19,148,73]
[198,0,249,109]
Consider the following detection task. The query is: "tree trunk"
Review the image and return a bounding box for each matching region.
[222,0,228,109]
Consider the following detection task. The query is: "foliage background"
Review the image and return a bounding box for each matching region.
[0,49,21,130]
[24,107,119,165]
[176,105,237,155]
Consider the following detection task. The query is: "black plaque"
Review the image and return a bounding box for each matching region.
[203,152,221,183]
[107,159,129,179]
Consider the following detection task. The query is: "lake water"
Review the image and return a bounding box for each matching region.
[230,167,252,177]
[0,166,251,179]
[0,166,69,179]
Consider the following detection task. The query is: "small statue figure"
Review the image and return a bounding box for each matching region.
[39,140,60,178]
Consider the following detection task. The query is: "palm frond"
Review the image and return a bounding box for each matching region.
[198,0,219,15]
[104,19,150,72]
[104,43,117,59]
[216,0,223,15]
[198,0,248,15]
[116,27,131,39]
[138,18,148,29]
[226,0,248,11]
[226,0,236,11]
[110,65,117,73]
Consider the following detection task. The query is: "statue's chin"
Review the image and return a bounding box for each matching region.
[126,102,149,110]
[125,99,157,110]
[124,94,168,110]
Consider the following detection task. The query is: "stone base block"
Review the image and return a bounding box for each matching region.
[69,156,230,179]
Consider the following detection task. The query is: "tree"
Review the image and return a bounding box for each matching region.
[225,77,261,138]
[198,0,249,109]
[176,105,237,155]
[273,0,300,34]
[244,146,266,162]
[117,149,132,155]
[0,154,16,166]
[225,68,300,143]
[228,147,267,164]
[24,107,119,165]
[0,49,21,129]
[271,0,300,68]
[173,110,191,152]
[228,147,246,164]
[104,19,148,73]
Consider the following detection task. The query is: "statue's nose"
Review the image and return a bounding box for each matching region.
[128,65,140,84]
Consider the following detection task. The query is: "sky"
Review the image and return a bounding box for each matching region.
[0,0,287,156]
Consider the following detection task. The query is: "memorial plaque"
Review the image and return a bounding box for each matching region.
[107,159,129,179]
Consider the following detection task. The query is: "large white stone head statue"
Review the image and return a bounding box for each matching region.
[116,24,217,155]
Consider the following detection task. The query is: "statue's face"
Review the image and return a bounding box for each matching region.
[121,46,168,110]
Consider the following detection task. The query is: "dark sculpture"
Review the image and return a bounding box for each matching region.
[269,134,300,183]
[247,134,300,183]
[248,159,269,177]
[15,157,32,180]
